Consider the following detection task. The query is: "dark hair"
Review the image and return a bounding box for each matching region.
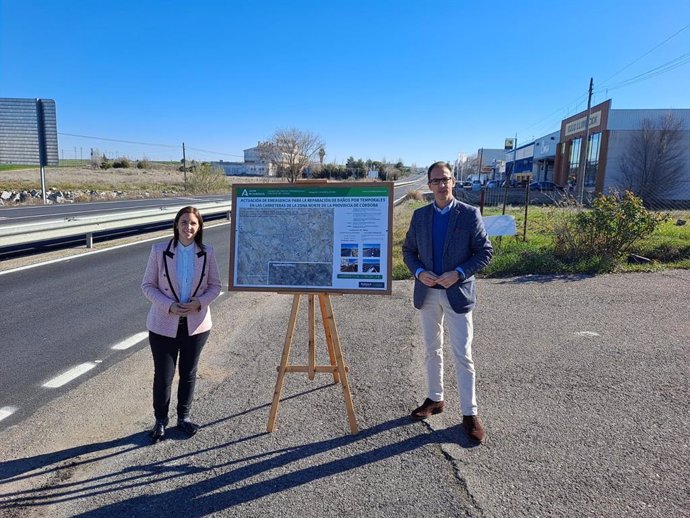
[427,161,453,182]
[173,206,204,248]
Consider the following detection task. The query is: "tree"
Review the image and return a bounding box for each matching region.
[316,162,345,180]
[90,148,103,169]
[257,128,325,182]
[378,162,402,181]
[617,113,686,206]
[346,156,366,179]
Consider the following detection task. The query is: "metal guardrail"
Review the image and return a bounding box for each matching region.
[0,201,232,249]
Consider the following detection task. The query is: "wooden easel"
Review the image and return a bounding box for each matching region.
[267,293,359,434]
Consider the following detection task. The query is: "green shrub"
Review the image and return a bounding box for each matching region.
[636,240,690,262]
[136,158,151,169]
[553,191,667,263]
[100,155,111,169]
[187,163,229,194]
[112,157,131,168]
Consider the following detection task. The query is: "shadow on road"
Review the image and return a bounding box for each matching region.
[0,388,478,516]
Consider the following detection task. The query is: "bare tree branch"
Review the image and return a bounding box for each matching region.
[257,128,325,182]
[618,113,685,206]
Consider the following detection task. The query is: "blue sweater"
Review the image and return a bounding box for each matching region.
[432,209,450,275]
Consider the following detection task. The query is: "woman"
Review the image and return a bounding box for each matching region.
[141,206,221,442]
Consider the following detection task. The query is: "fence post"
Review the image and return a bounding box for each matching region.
[523,185,530,242]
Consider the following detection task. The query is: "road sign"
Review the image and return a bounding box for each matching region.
[0,98,58,166]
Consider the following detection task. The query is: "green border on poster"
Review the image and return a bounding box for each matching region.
[229,181,393,295]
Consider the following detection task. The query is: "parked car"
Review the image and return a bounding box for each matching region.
[530,181,561,191]
[461,181,473,190]
[486,180,500,189]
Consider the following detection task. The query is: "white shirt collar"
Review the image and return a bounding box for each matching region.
[433,198,456,214]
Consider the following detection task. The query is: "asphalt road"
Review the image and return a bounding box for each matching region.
[0,223,231,430]
[0,195,230,225]
[0,271,687,517]
[0,178,428,429]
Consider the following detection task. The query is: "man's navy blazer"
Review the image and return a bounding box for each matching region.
[402,199,493,313]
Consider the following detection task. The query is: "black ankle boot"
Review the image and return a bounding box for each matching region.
[177,418,199,437]
[150,418,168,443]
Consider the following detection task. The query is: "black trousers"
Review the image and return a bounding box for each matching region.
[149,319,210,421]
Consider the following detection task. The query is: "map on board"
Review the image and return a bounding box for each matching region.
[235,207,334,287]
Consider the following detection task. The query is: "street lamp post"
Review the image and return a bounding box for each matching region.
[318,147,326,179]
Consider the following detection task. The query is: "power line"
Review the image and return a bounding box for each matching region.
[58,132,244,158]
[518,92,589,135]
[598,23,690,87]
[515,23,690,142]
[598,51,690,93]
[58,132,180,148]
[185,146,243,158]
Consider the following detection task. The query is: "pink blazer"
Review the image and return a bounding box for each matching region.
[142,239,222,338]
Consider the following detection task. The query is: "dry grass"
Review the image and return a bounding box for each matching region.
[392,198,426,279]
[0,163,288,198]
[0,163,183,191]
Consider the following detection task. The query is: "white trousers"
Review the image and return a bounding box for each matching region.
[418,288,477,416]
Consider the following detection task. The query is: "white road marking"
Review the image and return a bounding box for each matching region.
[111,331,149,350]
[0,406,18,422]
[7,207,134,220]
[575,331,600,337]
[43,362,97,388]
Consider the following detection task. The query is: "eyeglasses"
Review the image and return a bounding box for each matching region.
[429,177,453,185]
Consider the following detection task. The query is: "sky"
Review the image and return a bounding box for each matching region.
[1,1,689,167]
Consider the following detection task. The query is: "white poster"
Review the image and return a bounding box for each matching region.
[230,183,393,294]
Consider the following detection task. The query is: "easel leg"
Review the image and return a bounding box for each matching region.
[308,294,316,380]
[267,294,301,433]
[321,294,359,434]
[318,294,340,384]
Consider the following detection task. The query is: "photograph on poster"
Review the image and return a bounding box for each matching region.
[340,258,358,273]
[363,258,381,273]
[229,182,393,294]
[363,243,381,257]
[340,243,358,257]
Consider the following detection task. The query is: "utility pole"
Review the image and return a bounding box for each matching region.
[478,148,484,182]
[182,142,187,190]
[576,77,594,204]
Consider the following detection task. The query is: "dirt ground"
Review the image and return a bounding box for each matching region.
[1,163,183,188]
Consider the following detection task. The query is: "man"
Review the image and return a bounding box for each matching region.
[402,161,493,442]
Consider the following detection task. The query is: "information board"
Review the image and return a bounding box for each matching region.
[229,182,393,294]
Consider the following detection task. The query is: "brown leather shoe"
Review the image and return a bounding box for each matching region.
[411,398,445,419]
[462,415,485,442]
